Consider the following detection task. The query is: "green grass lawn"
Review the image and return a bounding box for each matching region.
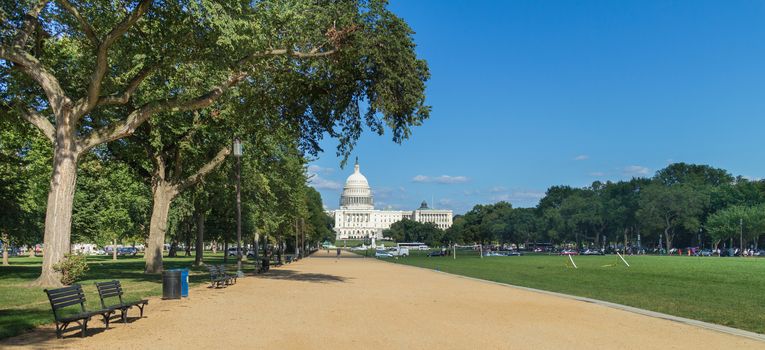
[377,251,765,334]
[0,253,254,339]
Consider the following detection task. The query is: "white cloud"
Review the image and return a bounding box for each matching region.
[623,165,650,176]
[574,155,589,161]
[412,175,469,184]
[307,165,341,190]
[489,190,545,203]
[412,175,430,183]
[309,175,342,190]
[307,164,333,174]
[437,198,456,207]
[374,186,408,200]
[489,186,507,193]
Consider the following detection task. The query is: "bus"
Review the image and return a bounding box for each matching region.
[397,242,430,251]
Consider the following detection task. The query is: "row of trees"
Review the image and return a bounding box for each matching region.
[445,163,765,252]
[1,0,430,286]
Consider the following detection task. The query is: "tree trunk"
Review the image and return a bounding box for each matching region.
[623,228,629,253]
[664,227,672,252]
[252,232,259,270]
[223,240,229,263]
[194,211,204,266]
[168,240,178,257]
[112,238,117,261]
[184,234,191,257]
[145,181,177,274]
[2,233,9,266]
[277,238,283,264]
[211,240,217,254]
[34,144,79,287]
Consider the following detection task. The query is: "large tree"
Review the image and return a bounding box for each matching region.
[2,0,429,284]
[637,183,707,251]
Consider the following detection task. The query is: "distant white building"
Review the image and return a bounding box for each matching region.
[329,159,453,240]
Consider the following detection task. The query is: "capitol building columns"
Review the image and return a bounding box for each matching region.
[329,159,453,241]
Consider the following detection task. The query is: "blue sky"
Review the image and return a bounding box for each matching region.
[308,0,765,214]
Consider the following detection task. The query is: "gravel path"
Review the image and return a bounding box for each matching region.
[4,250,764,349]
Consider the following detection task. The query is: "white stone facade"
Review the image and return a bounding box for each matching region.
[330,160,453,240]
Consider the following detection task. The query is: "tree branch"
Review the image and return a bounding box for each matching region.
[176,146,231,192]
[76,0,152,117]
[19,107,55,142]
[0,48,70,116]
[240,47,337,64]
[96,64,156,106]
[1,101,55,142]
[154,151,166,182]
[56,0,98,45]
[74,41,338,152]
[12,0,48,50]
[77,71,247,152]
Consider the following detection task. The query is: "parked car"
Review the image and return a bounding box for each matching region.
[117,247,137,256]
[226,248,256,257]
[427,250,446,257]
[559,249,579,256]
[505,250,522,256]
[582,249,603,256]
[699,249,713,257]
[375,250,394,258]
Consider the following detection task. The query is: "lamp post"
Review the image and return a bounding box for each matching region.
[233,137,243,277]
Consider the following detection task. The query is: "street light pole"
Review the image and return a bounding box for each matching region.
[234,138,243,277]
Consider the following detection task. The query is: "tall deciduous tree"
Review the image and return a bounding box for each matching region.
[637,183,707,251]
[2,1,429,284]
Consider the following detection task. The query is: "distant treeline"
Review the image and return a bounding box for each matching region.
[442,163,765,251]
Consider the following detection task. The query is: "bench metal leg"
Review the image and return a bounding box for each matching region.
[55,322,64,339]
[81,319,88,338]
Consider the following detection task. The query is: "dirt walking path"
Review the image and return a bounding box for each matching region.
[4,251,764,349]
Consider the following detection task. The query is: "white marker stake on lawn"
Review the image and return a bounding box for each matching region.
[616,252,630,267]
[568,254,577,269]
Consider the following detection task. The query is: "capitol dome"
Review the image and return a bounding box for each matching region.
[340,158,374,209]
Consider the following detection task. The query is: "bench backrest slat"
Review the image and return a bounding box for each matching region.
[96,280,125,307]
[53,298,86,309]
[46,285,80,298]
[48,292,85,306]
[44,285,86,318]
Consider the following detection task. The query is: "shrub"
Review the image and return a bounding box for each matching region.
[53,254,89,285]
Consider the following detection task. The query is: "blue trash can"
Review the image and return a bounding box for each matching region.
[180,268,189,297]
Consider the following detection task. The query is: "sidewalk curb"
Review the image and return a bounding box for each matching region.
[386,260,765,343]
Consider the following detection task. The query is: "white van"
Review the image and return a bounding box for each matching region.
[389,246,409,257]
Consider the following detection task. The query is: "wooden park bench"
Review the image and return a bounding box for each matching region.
[44,284,115,338]
[95,280,148,323]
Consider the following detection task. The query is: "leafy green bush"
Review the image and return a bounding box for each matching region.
[53,254,89,285]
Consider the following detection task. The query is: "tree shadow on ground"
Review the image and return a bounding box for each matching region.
[309,252,364,259]
[255,269,348,283]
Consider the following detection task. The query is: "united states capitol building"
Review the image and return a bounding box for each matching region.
[329,159,453,240]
